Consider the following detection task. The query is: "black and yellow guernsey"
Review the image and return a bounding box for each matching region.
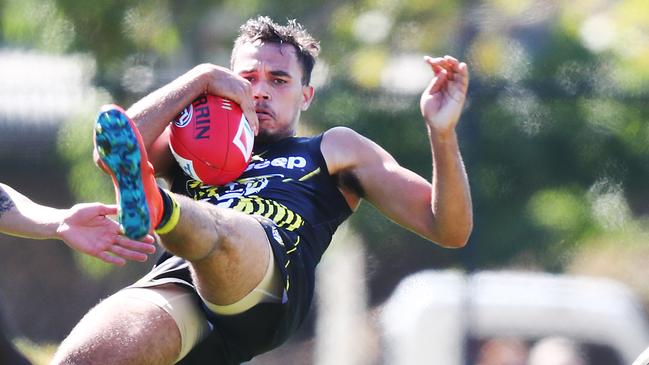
[170,133,353,265]
[163,134,353,363]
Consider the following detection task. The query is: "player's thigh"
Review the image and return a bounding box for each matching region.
[190,212,272,306]
[51,288,182,365]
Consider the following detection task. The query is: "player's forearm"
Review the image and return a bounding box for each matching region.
[428,128,473,247]
[127,66,209,149]
[0,184,63,240]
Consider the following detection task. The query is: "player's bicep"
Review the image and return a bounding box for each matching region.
[324,127,435,239]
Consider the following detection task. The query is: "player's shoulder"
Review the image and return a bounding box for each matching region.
[322,126,372,155]
[321,127,382,173]
[322,126,385,152]
[322,126,365,147]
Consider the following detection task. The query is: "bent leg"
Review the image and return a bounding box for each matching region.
[50,286,192,365]
[92,106,274,308]
[157,194,275,307]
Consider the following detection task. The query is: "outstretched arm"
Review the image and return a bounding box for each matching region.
[323,55,472,248]
[0,183,156,266]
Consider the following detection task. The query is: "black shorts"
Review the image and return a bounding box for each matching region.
[133,216,316,364]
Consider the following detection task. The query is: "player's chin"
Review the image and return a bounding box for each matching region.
[255,129,275,144]
[256,119,274,135]
[255,128,285,144]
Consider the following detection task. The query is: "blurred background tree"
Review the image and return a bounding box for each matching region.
[1,0,649,353]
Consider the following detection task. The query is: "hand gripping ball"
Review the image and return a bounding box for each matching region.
[170,94,254,185]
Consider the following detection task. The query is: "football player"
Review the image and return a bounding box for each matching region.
[52,16,472,365]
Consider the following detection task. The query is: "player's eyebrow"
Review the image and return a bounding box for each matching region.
[238,69,293,79]
[269,70,292,79]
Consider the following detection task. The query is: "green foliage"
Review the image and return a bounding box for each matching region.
[1,0,74,52]
[5,0,649,275]
[57,109,114,205]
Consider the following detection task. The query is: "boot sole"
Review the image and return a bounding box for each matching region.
[94,108,151,239]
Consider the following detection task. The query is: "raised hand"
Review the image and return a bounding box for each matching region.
[420,55,469,134]
[56,203,156,266]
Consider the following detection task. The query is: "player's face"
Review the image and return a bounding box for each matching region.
[232,41,314,143]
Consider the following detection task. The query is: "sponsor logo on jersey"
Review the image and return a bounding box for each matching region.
[184,177,305,232]
[244,156,307,171]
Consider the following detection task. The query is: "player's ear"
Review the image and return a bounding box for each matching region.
[301,85,314,111]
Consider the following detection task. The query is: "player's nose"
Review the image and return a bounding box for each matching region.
[252,82,271,100]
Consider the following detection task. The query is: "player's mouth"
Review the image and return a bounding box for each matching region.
[255,106,274,121]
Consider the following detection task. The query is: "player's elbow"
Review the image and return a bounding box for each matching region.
[438,233,470,249]
[432,222,473,249]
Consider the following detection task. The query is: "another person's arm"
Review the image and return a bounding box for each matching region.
[323,55,472,248]
[0,183,156,265]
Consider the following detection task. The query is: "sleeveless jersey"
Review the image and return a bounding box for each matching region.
[169,134,353,264]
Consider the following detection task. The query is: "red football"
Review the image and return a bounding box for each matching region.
[169,94,254,185]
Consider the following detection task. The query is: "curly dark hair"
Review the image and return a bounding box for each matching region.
[231,16,320,85]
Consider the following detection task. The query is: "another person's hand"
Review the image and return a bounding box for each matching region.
[420,55,469,134]
[56,203,156,266]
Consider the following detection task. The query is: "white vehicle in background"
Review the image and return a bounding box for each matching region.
[381,270,649,365]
